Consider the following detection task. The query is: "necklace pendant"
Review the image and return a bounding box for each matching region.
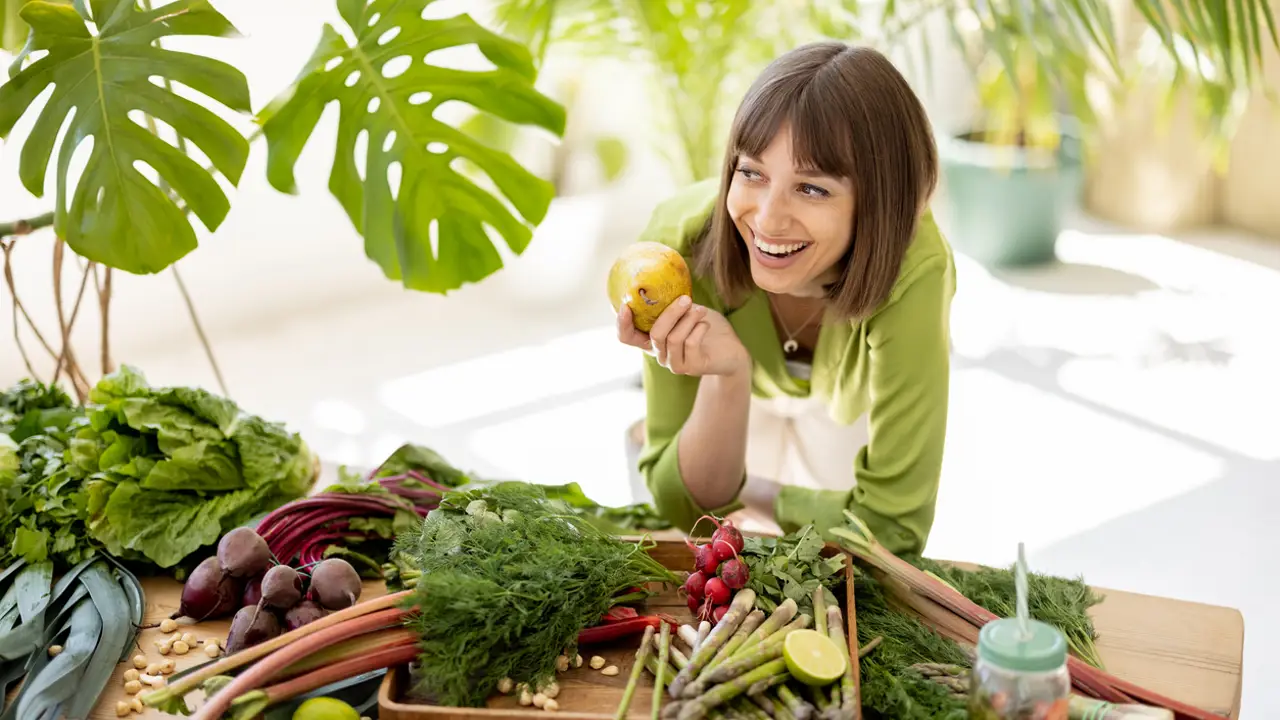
[783,339,799,354]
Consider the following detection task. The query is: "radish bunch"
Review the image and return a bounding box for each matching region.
[681,515,749,623]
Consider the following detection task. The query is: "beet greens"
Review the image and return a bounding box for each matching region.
[254,443,464,575]
[392,483,679,708]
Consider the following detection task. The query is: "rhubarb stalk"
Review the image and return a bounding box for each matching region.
[188,607,409,720]
[831,511,1230,720]
[224,643,419,720]
[142,590,413,715]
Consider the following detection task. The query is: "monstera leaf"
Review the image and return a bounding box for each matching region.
[0,0,251,274]
[1,0,31,53]
[259,0,566,293]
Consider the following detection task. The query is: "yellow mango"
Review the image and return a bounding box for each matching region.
[607,242,693,333]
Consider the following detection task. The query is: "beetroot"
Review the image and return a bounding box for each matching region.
[225,604,282,654]
[712,605,729,623]
[692,544,719,576]
[242,574,264,608]
[719,557,749,590]
[703,576,730,606]
[310,558,362,611]
[217,527,273,579]
[175,557,242,621]
[284,600,327,631]
[683,571,708,601]
[259,565,304,610]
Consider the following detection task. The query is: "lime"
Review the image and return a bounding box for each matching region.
[783,629,847,687]
[292,697,360,720]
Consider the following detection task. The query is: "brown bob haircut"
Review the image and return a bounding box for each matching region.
[693,42,939,320]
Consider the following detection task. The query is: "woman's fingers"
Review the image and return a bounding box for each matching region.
[615,306,651,350]
[664,305,705,372]
[683,322,710,373]
[647,296,692,362]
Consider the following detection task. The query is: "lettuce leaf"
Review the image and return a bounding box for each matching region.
[1,367,315,571]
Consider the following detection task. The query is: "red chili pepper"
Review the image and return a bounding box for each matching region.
[577,614,678,645]
[602,606,640,624]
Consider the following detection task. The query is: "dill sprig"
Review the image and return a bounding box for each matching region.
[393,483,679,708]
[911,557,1105,669]
[855,559,1104,719]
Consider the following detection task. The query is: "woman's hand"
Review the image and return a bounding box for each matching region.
[617,296,751,378]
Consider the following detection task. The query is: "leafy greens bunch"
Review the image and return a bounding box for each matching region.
[738,525,847,619]
[393,483,679,707]
[0,367,316,572]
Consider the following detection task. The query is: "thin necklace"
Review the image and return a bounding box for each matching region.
[768,294,826,355]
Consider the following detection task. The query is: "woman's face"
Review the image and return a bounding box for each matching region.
[726,127,855,297]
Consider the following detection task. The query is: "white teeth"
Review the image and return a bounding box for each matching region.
[753,234,807,256]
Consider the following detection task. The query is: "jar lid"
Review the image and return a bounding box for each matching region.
[977,618,1067,672]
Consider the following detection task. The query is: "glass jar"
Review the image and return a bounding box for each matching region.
[968,617,1071,720]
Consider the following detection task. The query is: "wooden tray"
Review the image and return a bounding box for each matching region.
[379,539,859,720]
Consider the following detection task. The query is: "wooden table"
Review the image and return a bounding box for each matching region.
[90,576,1244,719]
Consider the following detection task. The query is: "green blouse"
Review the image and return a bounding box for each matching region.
[634,179,956,555]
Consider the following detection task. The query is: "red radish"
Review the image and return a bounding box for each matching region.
[687,595,700,613]
[712,605,729,622]
[719,558,749,590]
[703,576,730,606]
[683,571,708,601]
[692,544,719,576]
[709,517,745,561]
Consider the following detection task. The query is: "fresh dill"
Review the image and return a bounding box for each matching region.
[392,483,678,708]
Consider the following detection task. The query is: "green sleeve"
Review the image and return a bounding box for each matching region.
[633,179,744,532]
[775,254,954,555]
[636,357,745,533]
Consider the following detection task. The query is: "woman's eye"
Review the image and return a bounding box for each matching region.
[735,167,762,181]
[799,183,830,198]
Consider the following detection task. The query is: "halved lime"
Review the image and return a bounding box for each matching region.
[292,697,360,720]
[783,629,847,687]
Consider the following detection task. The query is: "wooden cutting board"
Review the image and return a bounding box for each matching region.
[86,578,390,720]
[89,575,1244,719]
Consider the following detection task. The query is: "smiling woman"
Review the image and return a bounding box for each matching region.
[616,42,955,556]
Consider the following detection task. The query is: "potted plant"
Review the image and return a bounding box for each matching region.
[877,0,1278,267]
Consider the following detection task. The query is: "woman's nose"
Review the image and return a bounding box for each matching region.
[755,188,793,235]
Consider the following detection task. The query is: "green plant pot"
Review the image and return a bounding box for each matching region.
[937,129,1084,267]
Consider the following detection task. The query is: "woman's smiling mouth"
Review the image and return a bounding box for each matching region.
[749,229,813,269]
[752,230,811,257]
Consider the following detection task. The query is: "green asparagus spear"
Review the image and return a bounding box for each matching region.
[812,588,827,637]
[776,685,814,720]
[616,625,656,720]
[748,693,776,718]
[734,599,798,657]
[747,671,790,698]
[686,614,811,697]
[825,605,857,720]
[670,589,756,698]
[654,622,672,720]
[655,634,691,671]
[677,659,790,720]
[707,610,766,671]
[732,697,772,720]
[772,697,798,720]
[647,656,679,683]
[805,683,835,720]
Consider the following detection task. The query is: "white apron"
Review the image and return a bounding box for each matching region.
[733,359,869,534]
